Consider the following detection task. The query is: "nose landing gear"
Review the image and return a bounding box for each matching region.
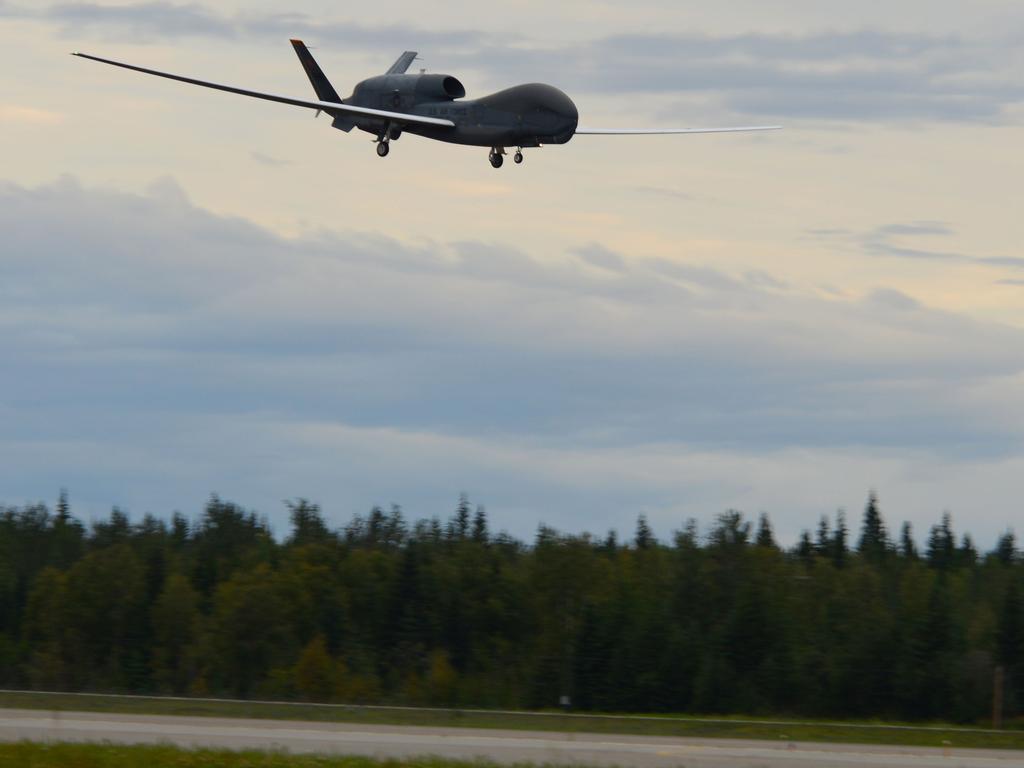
[376,123,398,157]
[514,149,524,164]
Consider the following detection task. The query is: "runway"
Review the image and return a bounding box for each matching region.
[1,708,1022,767]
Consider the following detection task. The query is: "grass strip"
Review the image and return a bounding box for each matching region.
[0,742,526,768]
[0,691,1022,751]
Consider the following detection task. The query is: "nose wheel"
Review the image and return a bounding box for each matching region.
[376,140,390,158]
[514,150,524,164]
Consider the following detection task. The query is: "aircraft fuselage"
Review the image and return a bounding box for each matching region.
[342,74,579,148]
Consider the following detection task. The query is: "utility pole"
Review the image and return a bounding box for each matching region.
[993,665,1005,730]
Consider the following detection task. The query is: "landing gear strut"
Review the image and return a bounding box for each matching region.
[489,147,504,168]
[376,123,397,158]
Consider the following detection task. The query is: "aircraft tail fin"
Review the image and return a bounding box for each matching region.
[386,52,418,75]
[290,39,342,103]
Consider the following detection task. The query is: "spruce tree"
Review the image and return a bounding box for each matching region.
[453,494,471,540]
[816,515,831,556]
[286,499,328,546]
[471,505,489,544]
[995,531,1017,565]
[997,579,1024,713]
[634,514,653,550]
[796,530,814,564]
[927,513,956,570]
[857,492,889,562]
[958,534,978,568]
[832,510,848,567]
[755,513,776,549]
[900,521,918,560]
[602,529,618,554]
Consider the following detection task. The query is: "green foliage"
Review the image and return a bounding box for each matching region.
[152,572,200,693]
[294,634,335,701]
[0,492,1021,722]
[0,743,528,768]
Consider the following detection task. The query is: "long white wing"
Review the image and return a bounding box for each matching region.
[71,52,455,129]
[575,125,781,135]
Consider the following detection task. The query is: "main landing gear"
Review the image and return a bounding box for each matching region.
[489,147,524,168]
[376,123,402,157]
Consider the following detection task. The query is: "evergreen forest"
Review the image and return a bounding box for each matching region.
[1,491,1022,723]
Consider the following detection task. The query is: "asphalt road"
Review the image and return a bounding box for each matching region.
[1,708,1022,767]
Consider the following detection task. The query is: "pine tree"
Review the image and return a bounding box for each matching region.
[997,579,1024,713]
[367,507,387,546]
[386,505,407,547]
[603,529,618,554]
[674,520,698,551]
[286,499,329,546]
[900,521,918,560]
[958,534,978,568]
[832,510,848,567]
[471,505,489,544]
[50,489,83,570]
[995,531,1017,566]
[452,494,471,541]
[857,493,889,562]
[755,513,776,549]
[634,514,653,550]
[927,513,956,570]
[796,530,814,565]
[816,515,831,556]
[56,490,69,521]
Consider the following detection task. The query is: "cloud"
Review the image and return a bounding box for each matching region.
[20,2,1024,123]
[572,244,627,273]
[861,221,966,262]
[250,151,291,167]
[814,221,1024,272]
[864,287,921,311]
[47,1,234,38]
[4,177,1024,540]
[37,1,482,47]
[632,186,695,201]
[0,104,64,124]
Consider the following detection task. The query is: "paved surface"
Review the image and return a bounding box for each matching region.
[1,708,1023,767]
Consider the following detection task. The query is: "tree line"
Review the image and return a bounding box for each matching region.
[0,491,1021,723]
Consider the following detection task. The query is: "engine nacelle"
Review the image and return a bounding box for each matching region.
[413,74,466,101]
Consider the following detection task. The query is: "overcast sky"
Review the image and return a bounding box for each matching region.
[2,1,1023,544]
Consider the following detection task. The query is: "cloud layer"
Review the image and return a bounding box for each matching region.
[3,177,1024,542]
[10,1,1024,123]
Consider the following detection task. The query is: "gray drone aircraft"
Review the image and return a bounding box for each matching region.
[73,41,780,168]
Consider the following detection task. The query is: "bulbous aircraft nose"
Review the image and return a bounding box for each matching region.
[527,84,578,141]
[545,86,579,121]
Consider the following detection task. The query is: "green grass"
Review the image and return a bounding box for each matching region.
[0,743,522,768]
[1,690,1023,751]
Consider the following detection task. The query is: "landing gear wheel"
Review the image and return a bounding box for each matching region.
[376,141,390,158]
[489,152,504,169]
[514,151,524,164]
